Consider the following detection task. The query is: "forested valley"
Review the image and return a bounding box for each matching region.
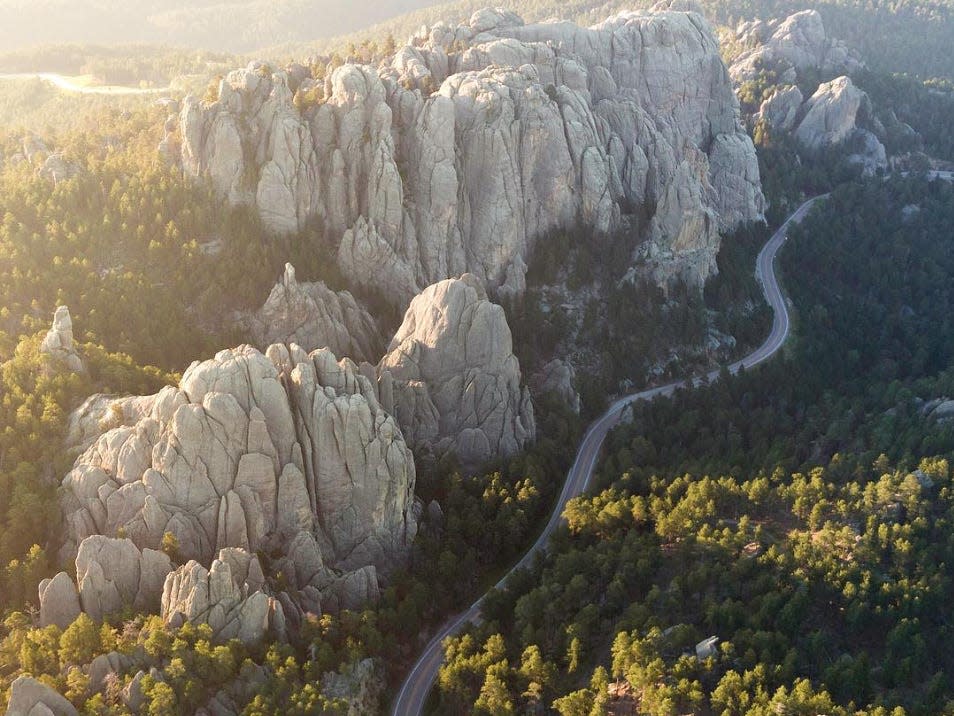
[431,176,954,715]
[2,0,954,713]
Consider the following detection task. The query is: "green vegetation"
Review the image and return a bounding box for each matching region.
[0,45,235,87]
[3,3,954,711]
[0,108,357,371]
[0,78,159,132]
[0,335,174,612]
[0,381,582,712]
[0,83,590,714]
[854,70,954,162]
[432,174,954,715]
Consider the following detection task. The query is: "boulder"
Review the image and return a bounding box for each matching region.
[378,275,535,466]
[695,635,719,660]
[36,154,81,184]
[931,400,954,421]
[38,572,81,629]
[121,671,147,713]
[757,85,803,132]
[88,652,132,694]
[530,359,581,414]
[320,659,385,716]
[5,676,77,716]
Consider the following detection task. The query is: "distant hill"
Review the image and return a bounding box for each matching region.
[0,0,442,54]
[290,0,954,80]
[3,0,953,79]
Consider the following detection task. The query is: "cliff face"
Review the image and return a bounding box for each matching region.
[59,344,417,625]
[377,274,535,467]
[248,263,382,362]
[179,6,764,305]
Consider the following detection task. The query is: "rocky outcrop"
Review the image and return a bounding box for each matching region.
[38,538,173,628]
[530,359,581,414]
[641,149,720,284]
[795,76,868,149]
[378,274,535,466]
[794,77,887,173]
[88,652,133,694]
[160,551,282,645]
[180,7,763,304]
[320,659,385,716]
[75,536,173,621]
[248,263,381,362]
[59,343,417,622]
[730,10,863,83]
[36,154,82,184]
[757,85,803,132]
[38,572,81,630]
[5,676,78,716]
[40,306,84,375]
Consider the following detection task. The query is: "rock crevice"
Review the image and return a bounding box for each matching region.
[180,6,764,302]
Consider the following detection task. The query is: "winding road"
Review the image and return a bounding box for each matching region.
[391,194,827,716]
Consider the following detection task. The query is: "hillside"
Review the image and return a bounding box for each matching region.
[290,0,954,80]
[0,0,438,54]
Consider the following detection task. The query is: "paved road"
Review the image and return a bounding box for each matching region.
[0,72,169,95]
[391,195,827,716]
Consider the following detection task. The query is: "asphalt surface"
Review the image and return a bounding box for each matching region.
[391,196,826,716]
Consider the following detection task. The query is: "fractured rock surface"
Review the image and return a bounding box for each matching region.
[58,343,417,627]
[729,10,862,83]
[794,76,887,173]
[161,552,281,645]
[180,6,764,303]
[6,676,78,716]
[530,359,581,415]
[378,274,535,466]
[38,572,81,630]
[40,306,84,375]
[249,263,382,363]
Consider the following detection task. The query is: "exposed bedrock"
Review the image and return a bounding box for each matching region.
[179,6,764,305]
[57,344,418,627]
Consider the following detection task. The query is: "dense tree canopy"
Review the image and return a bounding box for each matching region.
[433,175,954,715]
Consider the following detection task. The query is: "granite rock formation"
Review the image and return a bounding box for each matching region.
[5,676,78,716]
[40,306,84,375]
[248,263,381,362]
[179,7,764,304]
[57,343,417,628]
[160,551,284,645]
[729,10,863,83]
[39,537,173,625]
[794,76,887,173]
[377,274,535,466]
[757,85,804,132]
[530,359,581,415]
[37,572,81,630]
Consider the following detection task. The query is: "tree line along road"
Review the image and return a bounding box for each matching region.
[391,194,829,716]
